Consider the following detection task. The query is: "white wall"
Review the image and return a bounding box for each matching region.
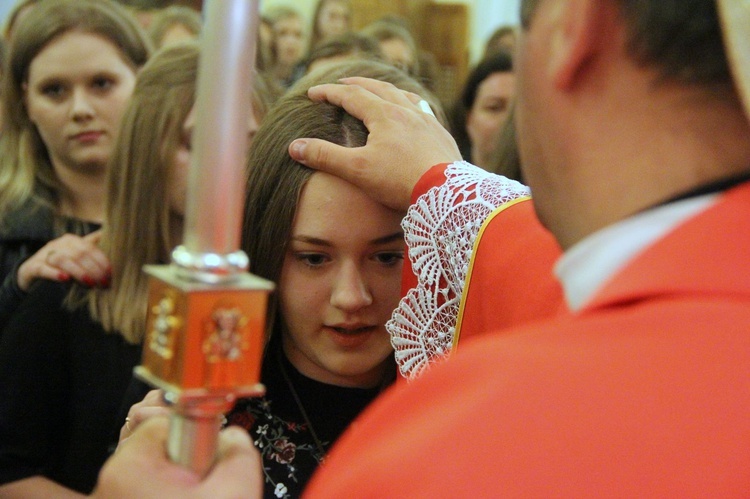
[471,0,520,62]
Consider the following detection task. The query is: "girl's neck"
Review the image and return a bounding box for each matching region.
[281,335,388,389]
[54,164,106,223]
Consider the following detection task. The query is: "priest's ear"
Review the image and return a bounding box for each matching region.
[548,0,619,92]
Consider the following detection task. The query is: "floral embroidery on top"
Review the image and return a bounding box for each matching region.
[226,397,327,499]
[387,161,530,380]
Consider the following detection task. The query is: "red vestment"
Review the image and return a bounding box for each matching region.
[390,163,563,378]
[305,181,750,496]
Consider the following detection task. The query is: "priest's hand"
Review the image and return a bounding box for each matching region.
[288,77,462,211]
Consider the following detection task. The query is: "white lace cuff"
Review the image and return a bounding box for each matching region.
[387,161,530,379]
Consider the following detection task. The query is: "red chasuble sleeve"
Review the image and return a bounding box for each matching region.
[391,162,564,379]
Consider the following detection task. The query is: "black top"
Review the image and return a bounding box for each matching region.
[0,201,100,332]
[0,200,55,282]
[117,336,388,499]
[0,280,141,493]
[225,341,383,499]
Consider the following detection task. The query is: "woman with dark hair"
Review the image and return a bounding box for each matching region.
[450,51,515,170]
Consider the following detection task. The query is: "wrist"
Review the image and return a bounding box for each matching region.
[411,163,453,204]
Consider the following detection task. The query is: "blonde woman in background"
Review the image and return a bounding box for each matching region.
[0,42,200,496]
[0,0,151,329]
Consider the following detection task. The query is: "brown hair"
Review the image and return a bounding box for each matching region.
[306,32,383,73]
[483,25,517,60]
[489,103,523,182]
[359,20,420,76]
[147,5,202,49]
[2,0,39,41]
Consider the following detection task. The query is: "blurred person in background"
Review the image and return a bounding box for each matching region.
[0,0,151,330]
[482,25,518,59]
[450,51,515,170]
[266,5,305,89]
[0,40,196,497]
[148,4,202,49]
[304,32,382,75]
[360,20,419,77]
[308,0,352,53]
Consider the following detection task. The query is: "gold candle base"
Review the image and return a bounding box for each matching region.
[136,264,273,398]
[136,264,273,476]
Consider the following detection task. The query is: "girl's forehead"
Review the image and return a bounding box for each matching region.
[291,172,402,239]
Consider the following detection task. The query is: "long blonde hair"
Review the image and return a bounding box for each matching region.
[0,0,151,230]
[76,43,199,344]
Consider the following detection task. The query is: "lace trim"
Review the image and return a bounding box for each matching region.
[387,161,531,379]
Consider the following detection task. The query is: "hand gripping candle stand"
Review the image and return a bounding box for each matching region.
[134,0,273,477]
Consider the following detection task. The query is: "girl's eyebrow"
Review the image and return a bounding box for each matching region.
[290,235,332,247]
[370,232,404,245]
[290,231,404,247]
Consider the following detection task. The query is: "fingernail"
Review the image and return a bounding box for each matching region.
[57,272,70,282]
[82,276,95,287]
[290,140,307,160]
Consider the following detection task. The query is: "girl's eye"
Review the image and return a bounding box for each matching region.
[41,83,65,98]
[483,99,509,113]
[92,77,114,91]
[374,251,404,266]
[295,253,329,268]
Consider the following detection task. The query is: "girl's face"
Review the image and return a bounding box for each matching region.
[274,16,304,67]
[160,23,198,48]
[317,1,350,40]
[379,38,415,74]
[24,31,137,175]
[170,102,257,220]
[279,172,403,388]
[467,71,516,166]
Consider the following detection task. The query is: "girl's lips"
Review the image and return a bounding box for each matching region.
[327,325,376,335]
[324,325,378,348]
[72,131,103,143]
